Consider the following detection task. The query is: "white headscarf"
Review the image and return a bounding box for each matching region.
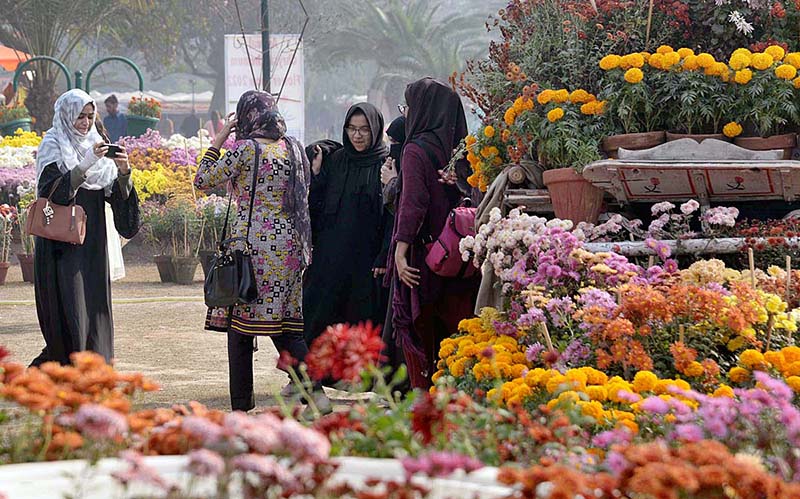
[36,89,118,194]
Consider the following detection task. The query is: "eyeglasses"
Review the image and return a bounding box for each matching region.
[345,126,371,136]
[397,104,408,115]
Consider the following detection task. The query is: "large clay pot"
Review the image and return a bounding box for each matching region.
[734,133,797,159]
[126,115,160,138]
[16,253,34,283]
[172,256,199,285]
[0,261,9,285]
[198,249,215,279]
[666,131,729,143]
[542,167,605,224]
[601,131,665,158]
[153,255,175,283]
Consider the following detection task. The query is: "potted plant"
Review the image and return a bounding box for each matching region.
[195,194,230,279]
[729,46,799,158]
[14,191,35,283]
[511,87,608,223]
[126,96,161,138]
[598,51,668,157]
[662,50,736,142]
[0,204,17,285]
[0,103,32,136]
[140,202,175,283]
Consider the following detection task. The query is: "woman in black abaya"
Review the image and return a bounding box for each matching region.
[31,89,140,366]
[303,103,389,345]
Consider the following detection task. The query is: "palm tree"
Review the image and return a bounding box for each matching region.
[314,0,488,112]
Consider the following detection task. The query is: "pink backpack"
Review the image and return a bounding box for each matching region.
[425,204,478,278]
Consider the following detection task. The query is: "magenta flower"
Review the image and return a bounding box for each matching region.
[112,450,177,492]
[400,451,483,479]
[640,396,670,414]
[74,404,128,440]
[187,449,225,477]
[181,416,225,445]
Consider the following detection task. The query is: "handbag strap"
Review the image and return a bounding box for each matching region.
[217,140,261,251]
[44,176,77,206]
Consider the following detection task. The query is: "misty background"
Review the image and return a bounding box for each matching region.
[0,0,505,142]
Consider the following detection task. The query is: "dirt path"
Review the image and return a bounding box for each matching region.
[0,263,289,410]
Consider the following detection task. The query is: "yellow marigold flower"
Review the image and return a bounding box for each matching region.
[740,349,766,369]
[723,122,743,138]
[640,51,651,62]
[677,47,694,59]
[733,47,753,58]
[633,370,658,392]
[546,374,570,394]
[580,400,605,421]
[765,351,786,371]
[569,88,593,104]
[431,370,444,383]
[673,379,691,391]
[580,101,596,115]
[622,53,645,69]
[552,89,569,103]
[682,55,700,71]
[729,366,751,383]
[581,367,609,385]
[656,45,674,54]
[705,61,728,76]
[487,146,500,157]
[483,125,496,138]
[501,129,511,142]
[786,376,800,392]
[696,53,716,68]
[648,53,665,69]
[465,135,477,146]
[564,369,588,388]
[785,52,800,69]
[504,108,516,126]
[765,45,786,61]
[537,89,554,105]
[624,67,644,83]
[684,361,705,377]
[734,69,753,85]
[729,52,751,70]
[599,54,622,70]
[479,146,492,159]
[776,64,798,80]
[585,385,608,401]
[751,52,774,70]
[439,343,456,358]
[663,51,681,68]
[713,385,735,398]
[783,346,800,363]
[617,419,639,434]
[547,107,565,123]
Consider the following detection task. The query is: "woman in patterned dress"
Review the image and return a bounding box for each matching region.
[194,90,328,412]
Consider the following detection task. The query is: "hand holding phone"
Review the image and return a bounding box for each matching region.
[103,144,122,158]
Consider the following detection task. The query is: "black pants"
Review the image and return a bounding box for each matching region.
[228,330,309,411]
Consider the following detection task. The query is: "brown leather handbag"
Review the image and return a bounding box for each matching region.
[25,176,87,245]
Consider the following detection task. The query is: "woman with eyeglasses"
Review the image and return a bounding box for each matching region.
[303,103,390,347]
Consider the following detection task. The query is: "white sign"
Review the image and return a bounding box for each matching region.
[224,34,304,143]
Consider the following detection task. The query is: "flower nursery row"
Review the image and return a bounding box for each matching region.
[465,44,800,190]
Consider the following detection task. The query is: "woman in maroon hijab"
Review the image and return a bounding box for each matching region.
[387,78,478,389]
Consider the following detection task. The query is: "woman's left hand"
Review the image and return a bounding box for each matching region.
[373,267,387,278]
[113,147,131,175]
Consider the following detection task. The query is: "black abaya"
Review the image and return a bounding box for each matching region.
[303,104,389,345]
[30,162,140,366]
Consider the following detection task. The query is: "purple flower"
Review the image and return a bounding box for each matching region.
[279,419,331,462]
[604,450,628,476]
[74,404,129,440]
[187,449,225,477]
[492,320,518,337]
[673,423,703,442]
[112,450,177,492]
[182,416,225,445]
[526,343,545,363]
[232,453,296,488]
[400,451,483,479]
[592,428,633,449]
[640,396,670,414]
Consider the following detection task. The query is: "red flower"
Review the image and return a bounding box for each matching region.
[411,392,444,445]
[305,322,384,383]
[0,346,8,363]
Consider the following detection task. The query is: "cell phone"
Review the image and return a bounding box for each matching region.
[103,144,122,158]
[389,143,403,165]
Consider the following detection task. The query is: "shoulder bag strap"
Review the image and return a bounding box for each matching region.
[243,139,261,247]
[217,181,234,250]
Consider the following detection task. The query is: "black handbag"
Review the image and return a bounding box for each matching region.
[204,140,261,308]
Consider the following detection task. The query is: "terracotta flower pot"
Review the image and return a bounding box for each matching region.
[172,257,199,285]
[16,253,34,283]
[542,167,605,224]
[153,255,175,283]
[665,131,730,143]
[601,131,666,158]
[0,261,9,285]
[734,133,797,159]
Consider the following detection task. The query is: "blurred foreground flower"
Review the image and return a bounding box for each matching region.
[305,322,385,383]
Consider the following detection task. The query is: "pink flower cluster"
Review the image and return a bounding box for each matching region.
[400,451,483,479]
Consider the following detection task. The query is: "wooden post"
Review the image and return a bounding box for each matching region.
[541,322,555,353]
[648,255,655,268]
[786,256,792,302]
[748,247,756,288]
[645,0,655,49]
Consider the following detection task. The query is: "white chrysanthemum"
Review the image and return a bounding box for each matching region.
[728,11,754,35]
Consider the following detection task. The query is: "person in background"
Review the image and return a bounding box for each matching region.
[31,89,140,366]
[158,114,175,137]
[204,110,224,140]
[180,110,201,138]
[303,103,389,347]
[387,78,479,389]
[103,94,127,142]
[194,90,329,413]
[379,115,407,383]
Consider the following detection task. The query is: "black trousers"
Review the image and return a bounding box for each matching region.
[228,331,309,411]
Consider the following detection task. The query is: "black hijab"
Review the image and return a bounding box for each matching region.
[321,102,388,218]
[341,102,388,167]
[386,115,406,144]
[403,78,472,197]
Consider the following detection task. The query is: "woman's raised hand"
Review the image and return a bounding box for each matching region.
[213,112,236,149]
[311,145,323,175]
[380,157,397,185]
[113,146,131,175]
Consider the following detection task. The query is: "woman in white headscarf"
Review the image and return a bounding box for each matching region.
[30,89,140,367]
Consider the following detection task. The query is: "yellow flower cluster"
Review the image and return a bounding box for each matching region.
[504,95,535,126]
[723,122,743,138]
[0,129,41,148]
[729,346,800,392]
